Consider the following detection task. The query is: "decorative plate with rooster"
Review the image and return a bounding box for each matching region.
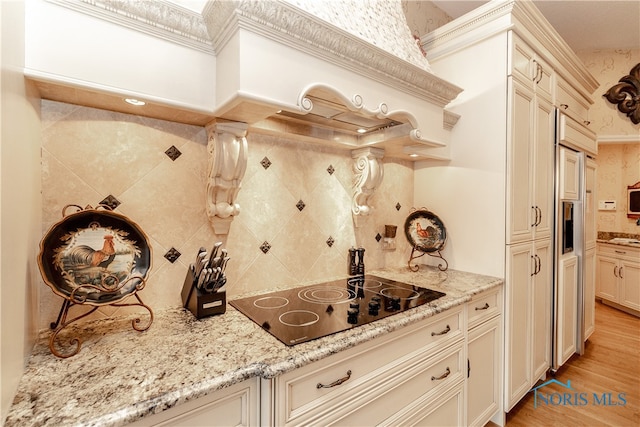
[404,208,447,253]
[38,206,152,305]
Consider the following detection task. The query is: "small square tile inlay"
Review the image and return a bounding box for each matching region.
[375,233,382,242]
[260,241,271,254]
[165,145,182,161]
[327,165,335,175]
[164,247,181,263]
[326,236,335,247]
[99,195,121,210]
[261,156,272,169]
[396,202,402,211]
[296,200,306,211]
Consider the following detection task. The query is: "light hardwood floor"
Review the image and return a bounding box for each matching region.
[505,300,640,426]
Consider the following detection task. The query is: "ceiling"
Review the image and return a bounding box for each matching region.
[431,0,640,51]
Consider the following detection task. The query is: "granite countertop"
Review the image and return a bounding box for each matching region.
[596,232,640,248]
[4,266,503,427]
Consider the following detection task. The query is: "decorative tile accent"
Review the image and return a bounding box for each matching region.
[296,200,306,211]
[326,236,335,247]
[396,202,402,211]
[165,145,182,161]
[375,233,382,242]
[99,195,121,210]
[260,241,271,254]
[327,164,335,175]
[164,247,181,263]
[261,156,272,169]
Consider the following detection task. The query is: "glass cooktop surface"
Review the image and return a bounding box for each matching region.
[230,275,445,346]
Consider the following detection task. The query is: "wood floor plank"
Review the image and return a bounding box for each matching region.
[505,301,640,426]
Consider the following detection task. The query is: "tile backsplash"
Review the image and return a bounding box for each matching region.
[39,100,415,330]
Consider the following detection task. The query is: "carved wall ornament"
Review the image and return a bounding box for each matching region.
[352,147,385,227]
[206,121,249,234]
[603,63,640,125]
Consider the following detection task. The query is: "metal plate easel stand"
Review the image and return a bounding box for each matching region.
[49,276,153,358]
[408,247,449,272]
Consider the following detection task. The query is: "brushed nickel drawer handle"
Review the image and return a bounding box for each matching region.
[475,303,490,311]
[317,370,352,389]
[431,367,451,381]
[431,325,451,336]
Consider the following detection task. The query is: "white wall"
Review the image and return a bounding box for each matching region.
[1,0,42,422]
[24,0,216,112]
[414,33,508,277]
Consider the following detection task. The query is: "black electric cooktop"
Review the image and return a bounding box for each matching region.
[230,275,445,346]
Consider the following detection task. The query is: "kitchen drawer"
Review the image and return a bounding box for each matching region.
[556,78,591,126]
[380,379,464,427]
[598,243,640,261]
[467,288,501,329]
[558,113,597,156]
[273,307,464,425]
[328,342,464,426]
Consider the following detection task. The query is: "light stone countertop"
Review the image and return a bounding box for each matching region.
[4,266,503,427]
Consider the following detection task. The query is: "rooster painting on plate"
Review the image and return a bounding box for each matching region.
[54,225,140,296]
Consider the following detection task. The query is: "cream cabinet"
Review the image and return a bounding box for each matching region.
[467,289,502,427]
[596,243,640,315]
[583,246,596,339]
[556,254,578,367]
[263,307,466,426]
[505,238,552,411]
[128,378,259,427]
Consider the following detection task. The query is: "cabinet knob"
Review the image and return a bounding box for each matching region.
[560,103,569,109]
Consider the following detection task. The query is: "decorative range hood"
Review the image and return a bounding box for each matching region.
[202,0,463,160]
[198,0,463,232]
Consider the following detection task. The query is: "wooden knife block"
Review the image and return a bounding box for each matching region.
[181,268,226,319]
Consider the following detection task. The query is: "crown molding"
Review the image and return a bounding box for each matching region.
[48,0,214,53]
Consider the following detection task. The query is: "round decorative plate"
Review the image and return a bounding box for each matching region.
[38,207,152,306]
[404,209,447,253]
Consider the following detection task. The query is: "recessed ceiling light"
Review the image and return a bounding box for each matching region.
[124,98,146,106]
[409,153,419,158]
[357,128,367,134]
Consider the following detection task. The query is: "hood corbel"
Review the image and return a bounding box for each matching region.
[352,147,385,228]
[206,120,248,234]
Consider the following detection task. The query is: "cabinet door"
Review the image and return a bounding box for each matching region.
[531,239,552,380]
[596,255,618,301]
[505,242,533,410]
[559,148,580,201]
[556,254,578,368]
[467,317,501,427]
[583,246,596,340]
[620,260,640,311]
[533,95,554,239]
[507,79,535,244]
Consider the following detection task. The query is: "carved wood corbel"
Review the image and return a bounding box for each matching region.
[603,63,640,125]
[205,120,248,234]
[352,147,384,227]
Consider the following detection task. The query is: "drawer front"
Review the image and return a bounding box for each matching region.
[467,289,501,329]
[598,243,640,261]
[557,79,591,125]
[330,343,464,427]
[559,114,597,156]
[276,307,464,424]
